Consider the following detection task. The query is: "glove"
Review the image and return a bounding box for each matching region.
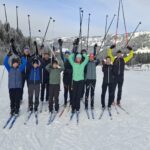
[110,44,116,49]
[40,44,44,49]
[58,39,63,46]
[94,44,98,49]
[10,38,14,44]
[127,46,132,51]
[102,60,105,65]
[33,41,37,46]
[73,38,79,46]
[7,50,12,56]
[17,51,22,57]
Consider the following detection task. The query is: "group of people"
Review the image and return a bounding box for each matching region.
[3,39,134,117]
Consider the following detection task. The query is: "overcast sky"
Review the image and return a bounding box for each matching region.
[0,0,149,39]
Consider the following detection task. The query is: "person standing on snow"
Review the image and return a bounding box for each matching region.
[85,44,100,110]
[68,52,89,114]
[27,58,42,113]
[4,51,26,116]
[40,51,53,106]
[101,56,114,109]
[80,49,88,100]
[21,47,34,102]
[45,60,64,113]
[108,45,134,106]
[58,39,73,107]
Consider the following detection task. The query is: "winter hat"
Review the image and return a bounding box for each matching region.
[117,50,122,54]
[24,47,30,52]
[52,60,58,65]
[65,50,71,55]
[12,58,19,65]
[89,53,94,59]
[76,54,82,59]
[43,50,50,55]
[81,49,87,54]
[32,58,39,65]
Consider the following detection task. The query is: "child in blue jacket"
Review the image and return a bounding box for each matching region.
[27,58,42,113]
[4,53,26,116]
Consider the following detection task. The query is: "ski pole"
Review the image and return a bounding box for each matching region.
[105,15,109,35]
[98,14,116,52]
[16,6,19,32]
[120,0,128,44]
[124,21,141,48]
[27,15,32,48]
[3,4,8,23]
[79,8,84,51]
[114,0,121,45]
[42,17,52,46]
[86,13,91,51]
[0,67,5,88]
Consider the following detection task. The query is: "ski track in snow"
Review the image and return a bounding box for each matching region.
[0,66,150,150]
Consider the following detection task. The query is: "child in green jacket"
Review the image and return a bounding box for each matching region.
[46,60,64,113]
[69,53,89,113]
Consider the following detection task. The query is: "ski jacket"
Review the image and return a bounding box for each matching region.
[4,56,27,89]
[85,59,100,80]
[69,53,89,81]
[22,54,32,78]
[102,64,114,84]
[41,58,52,84]
[45,63,64,85]
[27,60,42,85]
[107,48,134,76]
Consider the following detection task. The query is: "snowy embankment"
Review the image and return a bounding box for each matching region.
[0,65,150,150]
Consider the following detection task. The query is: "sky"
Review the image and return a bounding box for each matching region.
[0,0,149,39]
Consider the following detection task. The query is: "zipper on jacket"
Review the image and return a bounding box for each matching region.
[118,59,120,75]
[42,68,43,84]
[15,69,16,88]
[25,56,27,74]
[34,68,36,84]
[108,66,110,84]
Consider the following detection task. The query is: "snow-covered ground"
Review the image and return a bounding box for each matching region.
[0,66,150,150]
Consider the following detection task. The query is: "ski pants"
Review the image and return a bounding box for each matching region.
[81,80,86,99]
[101,83,114,108]
[28,84,40,111]
[63,81,72,106]
[9,88,22,114]
[72,80,84,112]
[113,76,124,104]
[40,83,49,102]
[49,84,60,112]
[85,79,96,109]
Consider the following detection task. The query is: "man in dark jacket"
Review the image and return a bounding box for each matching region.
[108,45,134,105]
[101,56,114,109]
[58,39,73,106]
[60,50,73,106]
[4,53,26,115]
[40,52,51,103]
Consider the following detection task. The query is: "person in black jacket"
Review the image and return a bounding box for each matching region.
[108,45,134,106]
[58,39,73,106]
[63,51,73,106]
[80,49,88,100]
[40,52,51,103]
[101,56,114,109]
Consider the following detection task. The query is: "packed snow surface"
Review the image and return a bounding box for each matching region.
[0,66,150,150]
